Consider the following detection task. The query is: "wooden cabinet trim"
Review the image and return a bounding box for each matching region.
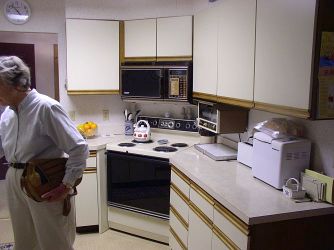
[170,227,187,250]
[193,92,217,102]
[172,165,190,185]
[171,183,189,204]
[217,95,254,109]
[214,203,249,236]
[190,182,214,206]
[254,101,310,119]
[170,205,189,229]
[84,167,97,174]
[157,56,192,61]
[189,202,213,229]
[123,57,157,62]
[89,151,97,157]
[67,90,119,95]
[119,21,125,64]
[213,226,240,250]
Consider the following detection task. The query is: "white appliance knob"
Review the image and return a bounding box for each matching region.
[176,122,181,128]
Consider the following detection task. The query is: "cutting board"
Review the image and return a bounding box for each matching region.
[194,143,237,161]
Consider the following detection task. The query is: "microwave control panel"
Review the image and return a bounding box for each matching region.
[168,69,188,99]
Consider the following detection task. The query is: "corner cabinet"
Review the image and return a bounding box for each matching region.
[121,16,193,63]
[66,19,119,95]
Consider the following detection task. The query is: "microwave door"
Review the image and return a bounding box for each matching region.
[121,69,163,99]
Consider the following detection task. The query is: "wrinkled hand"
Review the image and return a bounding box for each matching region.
[41,184,71,202]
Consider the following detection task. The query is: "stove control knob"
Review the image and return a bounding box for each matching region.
[186,123,191,129]
[192,124,197,130]
[153,120,158,126]
[175,122,181,128]
[168,121,174,128]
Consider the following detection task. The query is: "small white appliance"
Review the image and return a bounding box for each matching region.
[237,141,253,168]
[133,120,151,142]
[252,132,311,189]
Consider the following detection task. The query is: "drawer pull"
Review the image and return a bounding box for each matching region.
[171,165,190,185]
[214,203,249,236]
[189,202,213,229]
[191,183,214,205]
[213,225,240,250]
[171,183,189,204]
[170,227,187,250]
[170,205,188,229]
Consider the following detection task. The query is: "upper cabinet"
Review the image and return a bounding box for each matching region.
[121,16,193,63]
[124,19,156,60]
[193,6,218,102]
[254,0,317,118]
[193,0,256,108]
[66,19,119,95]
[216,0,256,108]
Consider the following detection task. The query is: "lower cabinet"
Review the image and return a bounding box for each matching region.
[75,151,98,231]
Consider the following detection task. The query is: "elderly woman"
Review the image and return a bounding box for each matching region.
[0,56,89,250]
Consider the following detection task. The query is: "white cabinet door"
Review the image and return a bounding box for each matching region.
[66,19,119,93]
[193,7,218,97]
[157,16,193,57]
[216,0,256,106]
[212,233,229,250]
[75,170,98,227]
[124,19,156,58]
[254,0,317,110]
[188,206,212,250]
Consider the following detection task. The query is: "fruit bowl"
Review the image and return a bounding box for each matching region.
[77,121,98,139]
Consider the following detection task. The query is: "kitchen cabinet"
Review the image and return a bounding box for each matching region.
[75,151,98,231]
[123,19,156,60]
[193,0,255,108]
[193,6,218,102]
[66,19,119,95]
[121,16,192,63]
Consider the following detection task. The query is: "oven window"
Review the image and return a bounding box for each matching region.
[121,69,162,98]
[107,151,170,219]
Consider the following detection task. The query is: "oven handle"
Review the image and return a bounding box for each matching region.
[107,151,169,166]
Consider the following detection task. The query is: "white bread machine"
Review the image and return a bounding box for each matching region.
[252,132,311,189]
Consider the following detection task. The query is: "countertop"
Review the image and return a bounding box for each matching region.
[170,146,334,225]
[86,135,122,150]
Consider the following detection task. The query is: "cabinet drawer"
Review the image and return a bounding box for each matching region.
[190,183,214,221]
[214,204,249,250]
[170,186,189,224]
[170,227,187,250]
[171,166,190,199]
[170,209,188,247]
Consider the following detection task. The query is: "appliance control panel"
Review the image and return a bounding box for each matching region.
[139,116,198,132]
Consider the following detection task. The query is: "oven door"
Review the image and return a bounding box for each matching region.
[107,151,170,220]
[121,67,163,99]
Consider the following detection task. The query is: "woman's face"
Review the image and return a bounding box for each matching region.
[0,79,16,107]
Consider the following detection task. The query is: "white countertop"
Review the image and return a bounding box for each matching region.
[171,146,334,225]
[86,136,119,150]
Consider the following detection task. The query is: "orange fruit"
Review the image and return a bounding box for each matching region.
[84,124,91,131]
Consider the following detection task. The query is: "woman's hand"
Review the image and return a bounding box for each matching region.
[41,184,71,202]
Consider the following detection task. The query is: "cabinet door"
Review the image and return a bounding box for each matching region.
[188,205,212,250]
[66,19,119,93]
[212,233,229,250]
[254,0,317,116]
[157,16,193,58]
[76,170,98,227]
[124,19,156,58]
[216,0,256,108]
[193,7,218,101]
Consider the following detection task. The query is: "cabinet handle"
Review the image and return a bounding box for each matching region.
[170,205,188,229]
[170,227,187,250]
[190,183,214,206]
[214,203,249,236]
[84,167,97,174]
[171,165,191,185]
[171,183,189,204]
[189,202,213,229]
[213,225,240,250]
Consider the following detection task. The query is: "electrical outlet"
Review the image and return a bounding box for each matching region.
[102,110,109,121]
[69,110,75,121]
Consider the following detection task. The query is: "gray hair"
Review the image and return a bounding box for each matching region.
[0,56,31,90]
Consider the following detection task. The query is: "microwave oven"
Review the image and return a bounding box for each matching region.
[120,65,192,102]
[197,101,249,134]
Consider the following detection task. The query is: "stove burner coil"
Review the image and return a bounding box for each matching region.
[153,146,178,152]
[171,143,188,147]
[118,143,136,147]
